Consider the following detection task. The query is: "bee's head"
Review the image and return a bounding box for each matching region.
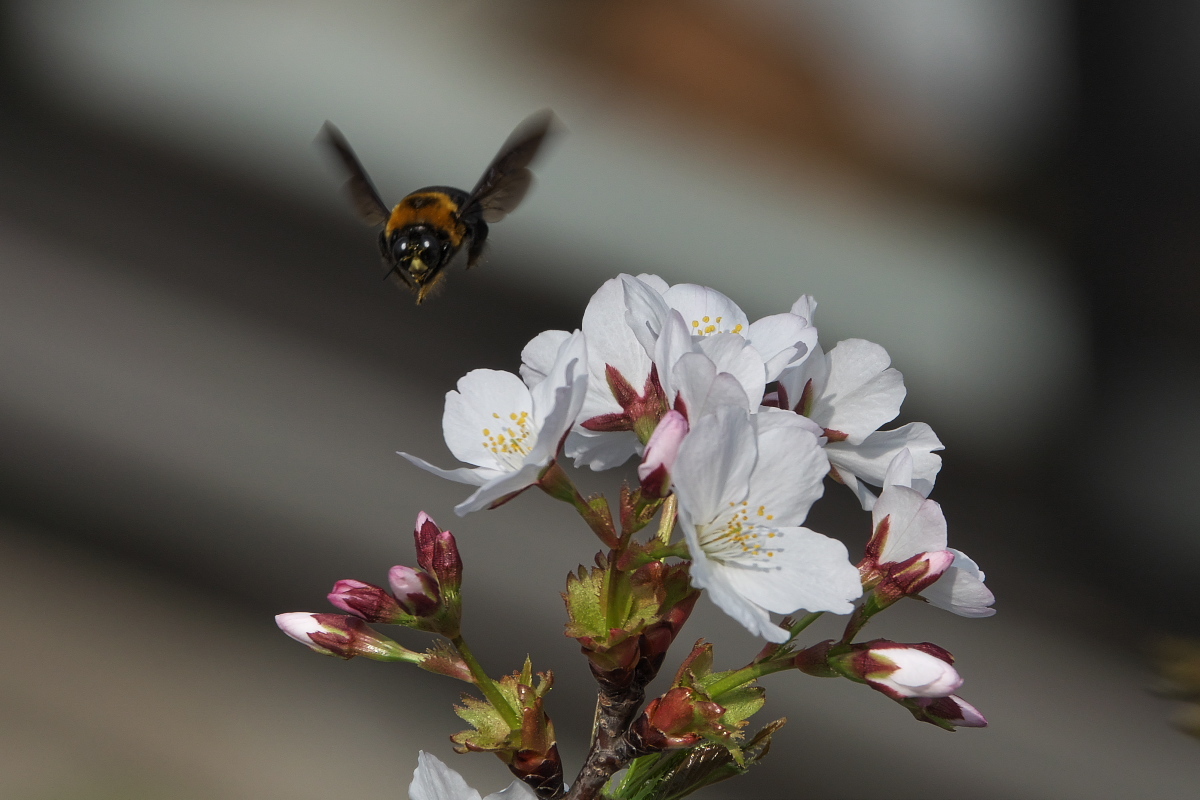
[389,227,447,281]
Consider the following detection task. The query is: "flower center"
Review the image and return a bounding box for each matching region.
[688,315,744,337]
[481,410,534,469]
[697,500,781,567]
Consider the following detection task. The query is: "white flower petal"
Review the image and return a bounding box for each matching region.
[671,353,752,422]
[871,484,948,564]
[873,648,962,698]
[825,423,944,509]
[452,462,544,516]
[519,329,570,388]
[776,342,828,414]
[621,273,672,355]
[443,370,534,470]
[790,294,817,323]
[681,522,788,642]
[720,526,861,616]
[744,412,829,526]
[528,331,587,440]
[572,277,655,470]
[922,549,996,618]
[482,783,540,800]
[409,751,483,800]
[673,405,756,525]
[746,312,819,380]
[812,339,905,442]
[652,311,696,404]
[662,284,749,337]
[565,428,640,471]
[696,334,766,407]
[397,452,500,487]
[883,448,915,489]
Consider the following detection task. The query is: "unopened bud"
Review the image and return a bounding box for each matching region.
[904,694,988,729]
[637,410,688,497]
[831,640,962,700]
[274,612,414,662]
[327,579,405,623]
[630,687,724,753]
[413,511,442,573]
[387,565,441,616]
[430,529,463,592]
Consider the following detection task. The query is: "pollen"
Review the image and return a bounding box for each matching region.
[688,314,746,338]
[697,498,784,565]
[481,409,534,468]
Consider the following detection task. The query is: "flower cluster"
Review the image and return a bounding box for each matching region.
[278,275,994,800]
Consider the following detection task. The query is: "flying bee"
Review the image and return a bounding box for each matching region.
[320,110,557,303]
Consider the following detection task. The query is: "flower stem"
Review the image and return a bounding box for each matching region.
[705,659,794,699]
[538,461,619,548]
[783,612,823,646]
[655,494,677,544]
[451,634,521,730]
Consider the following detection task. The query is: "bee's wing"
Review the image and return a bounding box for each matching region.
[320,122,391,226]
[463,109,557,224]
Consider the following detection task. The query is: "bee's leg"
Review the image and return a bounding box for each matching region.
[466,221,489,269]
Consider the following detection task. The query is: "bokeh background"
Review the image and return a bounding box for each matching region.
[2,1,1199,798]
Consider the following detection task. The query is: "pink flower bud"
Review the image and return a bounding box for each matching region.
[832,640,962,700]
[906,694,988,729]
[274,612,410,661]
[387,565,440,616]
[637,410,688,496]
[413,511,442,573]
[327,579,404,623]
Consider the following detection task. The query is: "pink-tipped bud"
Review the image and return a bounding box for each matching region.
[637,410,688,497]
[274,612,410,661]
[905,694,988,729]
[327,579,405,623]
[430,529,463,592]
[413,511,442,573]
[387,565,440,616]
[831,640,962,700]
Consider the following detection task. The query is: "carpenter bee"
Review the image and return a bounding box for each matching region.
[321,110,556,303]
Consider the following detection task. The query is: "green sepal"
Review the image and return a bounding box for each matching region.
[451,658,554,756]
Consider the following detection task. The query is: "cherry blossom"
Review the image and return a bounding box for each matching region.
[866,451,995,618]
[773,298,943,509]
[671,405,862,642]
[400,331,587,515]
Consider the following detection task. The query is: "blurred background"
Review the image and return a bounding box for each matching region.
[2,1,1199,798]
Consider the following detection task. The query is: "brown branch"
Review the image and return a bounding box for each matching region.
[563,677,644,800]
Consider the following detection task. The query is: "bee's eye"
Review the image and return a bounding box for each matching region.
[419,234,443,262]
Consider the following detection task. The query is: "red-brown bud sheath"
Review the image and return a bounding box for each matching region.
[275,613,413,662]
[413,511,442,573]
[327,579,405,623]
[430,530,463,592]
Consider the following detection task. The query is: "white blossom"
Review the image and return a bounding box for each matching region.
[672,405,862,642]
[869,451,995,618]
[400,332,587,515]
[775,298,943,509]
